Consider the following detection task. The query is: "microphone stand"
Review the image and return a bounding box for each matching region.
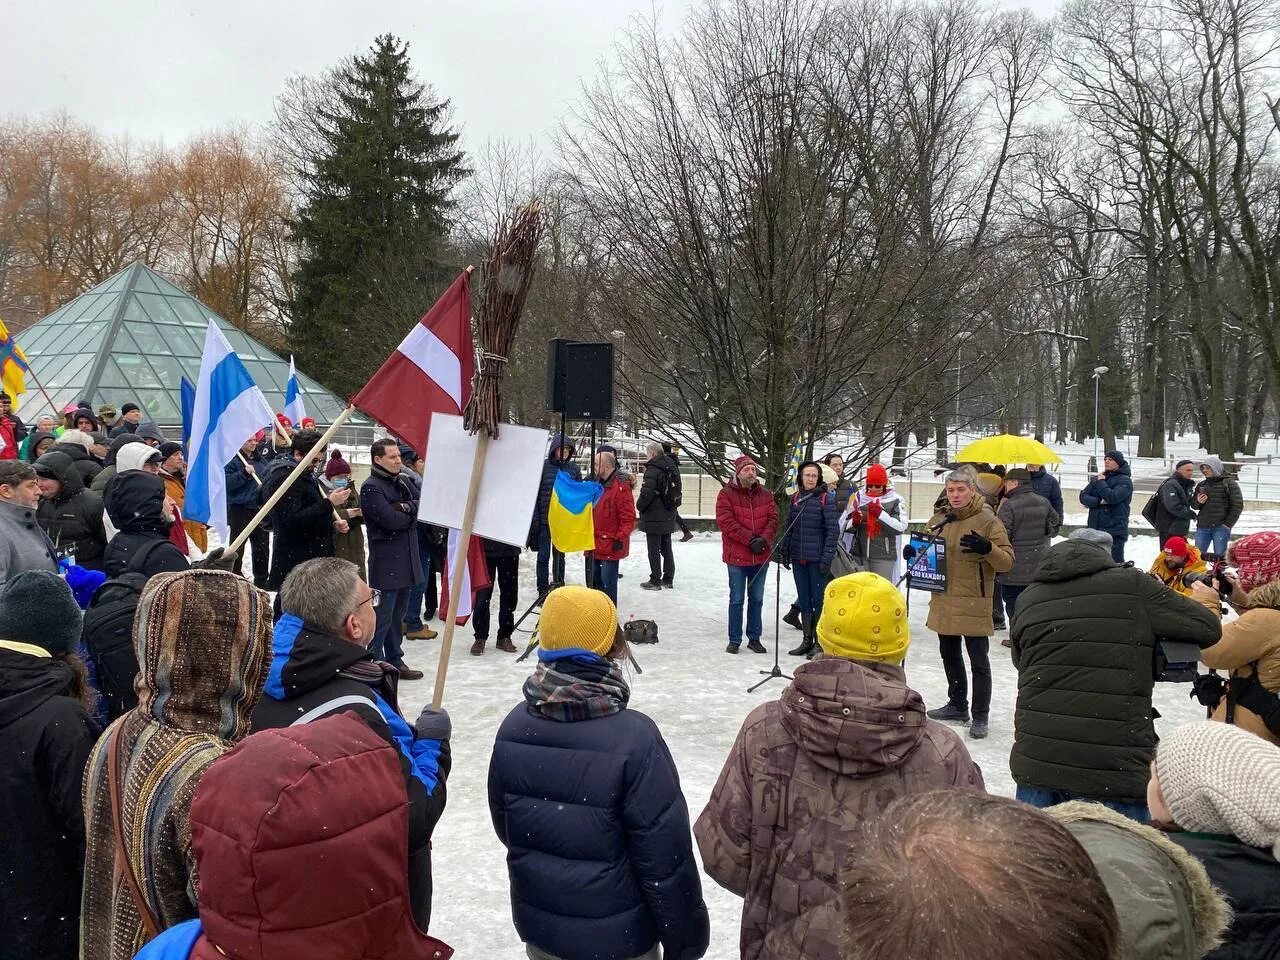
[746,485,817,693]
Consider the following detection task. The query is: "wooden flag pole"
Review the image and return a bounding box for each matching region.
[226,405,355,556]
[431,432,491,710]
[237,452,263,487]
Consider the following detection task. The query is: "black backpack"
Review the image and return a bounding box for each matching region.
[82,540,167,721]
[660,466,683,511]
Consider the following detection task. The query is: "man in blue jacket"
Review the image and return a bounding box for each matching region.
[224,436,270,587]
[1079,451,1133,563]
[361,438,424,679]
[1026,463,1064,523]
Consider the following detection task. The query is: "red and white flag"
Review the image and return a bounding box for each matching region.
[352,271,490,623]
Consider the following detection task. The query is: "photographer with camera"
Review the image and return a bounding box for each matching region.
[1148,536,1207,597]
[1187,530,1280,747]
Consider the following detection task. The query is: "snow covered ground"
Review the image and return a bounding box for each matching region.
[388,530,1210,958]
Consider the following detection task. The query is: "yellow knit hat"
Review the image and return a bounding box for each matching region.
[816,572,909,664]
[539,585,620,656]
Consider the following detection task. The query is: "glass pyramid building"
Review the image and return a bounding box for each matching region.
[13,262,349,426]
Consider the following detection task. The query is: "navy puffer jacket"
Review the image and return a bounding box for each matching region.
[488,699,710,960]
[1079,457,1133,540]
[780,489,839,566]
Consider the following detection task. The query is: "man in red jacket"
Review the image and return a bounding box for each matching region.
[716,455,778,654]
[591,451,636,606]
[0,392,26,461]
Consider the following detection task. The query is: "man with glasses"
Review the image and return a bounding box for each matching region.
[251,556,451,934]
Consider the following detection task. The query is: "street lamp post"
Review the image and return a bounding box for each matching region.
[1092,365,1109,472]
[610,329,626,436]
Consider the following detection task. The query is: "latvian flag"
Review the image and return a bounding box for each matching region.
[352,271,490,623]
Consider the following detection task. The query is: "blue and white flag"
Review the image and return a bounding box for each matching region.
[283,355,307,427]
[186,320,277,539]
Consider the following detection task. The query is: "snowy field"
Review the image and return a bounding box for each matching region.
[376,531,1211,958]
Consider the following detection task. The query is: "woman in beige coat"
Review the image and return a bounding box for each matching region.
[917,468,1013,740]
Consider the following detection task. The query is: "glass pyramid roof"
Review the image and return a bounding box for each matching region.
[13,262,351,427]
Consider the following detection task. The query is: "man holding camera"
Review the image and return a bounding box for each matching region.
[1148,535,1208,596]
[1010,529,1221,820]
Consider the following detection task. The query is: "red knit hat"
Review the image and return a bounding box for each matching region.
[1163,536,1189,558]
[300,417,316,430]
[865,464,888,488]
[324,448,352,479]
[733,454,758,478]
[1229,531,1280,594]
[276,412,292,429]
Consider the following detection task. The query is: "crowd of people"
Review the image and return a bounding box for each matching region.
[4,395,1280,960]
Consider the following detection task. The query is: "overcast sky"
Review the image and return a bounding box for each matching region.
[1,0,1061,154]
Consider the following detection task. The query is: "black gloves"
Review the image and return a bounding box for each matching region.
[819,563,831,578]
[773,553,791,569]
[748,536,767,555]
[612,539,625,552]
[415,705,452,740]
[902,544,918,561]
[960,532,992,555]
[194,547,240,572]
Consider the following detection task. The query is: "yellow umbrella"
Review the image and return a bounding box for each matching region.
[955,434,1063,466]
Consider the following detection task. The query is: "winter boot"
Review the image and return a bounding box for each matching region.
[926,703,970,724]
[470,637,486,657]
[641,579,663,591]
[680,529,694,542]
[746,638,767,654]
[782,607,803,631]
[726,642,740,654]
[660,579,674,589]
[404,623,439,641]
[396,663,424,681]
[495,635,517,653]
[969,719,989,740]
[788,614,817,657]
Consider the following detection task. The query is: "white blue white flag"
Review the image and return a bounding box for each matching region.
[283,354,307,427]
[186,319,277,539]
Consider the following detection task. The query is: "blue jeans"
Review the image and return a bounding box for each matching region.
[536,526,566,595]
[792,562,830,622]
[1016,785,1149,823]
[727,564,768,645]
[1000,583,1027,622]
[1111,536,1127,564]
[594,559,619,605]
[1195,525,1231,557]
[371,586,411,667]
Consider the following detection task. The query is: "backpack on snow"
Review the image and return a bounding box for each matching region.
[623,619,659,645]
[82,540,167,721]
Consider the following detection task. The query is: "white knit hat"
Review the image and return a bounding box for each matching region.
[1156,721,1280,860]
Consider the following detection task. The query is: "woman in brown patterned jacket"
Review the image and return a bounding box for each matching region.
[695,572,984,960]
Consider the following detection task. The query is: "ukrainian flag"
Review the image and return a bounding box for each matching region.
[548,470,604,553]
[0,318,29,407]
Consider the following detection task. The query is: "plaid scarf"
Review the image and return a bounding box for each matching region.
[523,654,630,722]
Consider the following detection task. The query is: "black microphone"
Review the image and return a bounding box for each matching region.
[928,512,957,533]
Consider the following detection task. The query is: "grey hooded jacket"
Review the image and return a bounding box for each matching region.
[0,498,59,585]
[1194,456,1244,531]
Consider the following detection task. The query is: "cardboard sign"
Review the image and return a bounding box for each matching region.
[906,532,948,593]
[418,413,547,548]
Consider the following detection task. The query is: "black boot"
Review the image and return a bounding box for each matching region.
[782,606,803,631]
[788,613,816,657]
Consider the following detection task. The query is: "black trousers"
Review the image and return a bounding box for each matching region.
[473,555,519,640]
[228,504,270,588]
[646,532,674,584]
[938,634,992,720]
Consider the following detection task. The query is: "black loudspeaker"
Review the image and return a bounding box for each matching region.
[546,338,571,412]
[564,342,614,420]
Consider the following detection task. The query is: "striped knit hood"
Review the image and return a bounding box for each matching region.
[80,571,273,960]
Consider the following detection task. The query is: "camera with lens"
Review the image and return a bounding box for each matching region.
[1180,553,1234,600]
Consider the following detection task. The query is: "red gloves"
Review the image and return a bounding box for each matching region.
[847,509,863,527]
[868,500,883,520]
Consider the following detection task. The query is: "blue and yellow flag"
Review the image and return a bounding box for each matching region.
[0,318,29,407]
[784,431,809,495]
[548,470,604,553]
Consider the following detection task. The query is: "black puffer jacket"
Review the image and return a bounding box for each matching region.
[34,451,107,571]
[1167,832,1280,960]
[1156,474,1198,536]
[636,454,680,535]
[50,441,102,486]
[101,472,189,578]
[1194,457,1244,531]
[1010,540,1221,802]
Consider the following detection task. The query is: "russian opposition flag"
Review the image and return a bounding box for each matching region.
[283,355,307,427]
[186,319,277,540]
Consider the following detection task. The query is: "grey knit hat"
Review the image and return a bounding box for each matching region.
[1156,720,1280,861]
[1069,528,1114,553]
[0,571,83,655]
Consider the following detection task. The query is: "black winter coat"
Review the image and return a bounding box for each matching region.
[34,451,107,571]
[781,488,839,566]
[1079,461,1133,540]
[1156,475,1198,536]
[997,484,1060,585]
[101,472,188,578]
[251,616,449,932]
[1195,476,1244,531]
[489,695,710,960]
[1010,541,1221,802]
[1028,467,1064,521]
[50,441,102,486]
[262,457,334,590]
[528,454,582,546]
[1167,832,1280,960]
[361,466,424,590]
[0,648,99,960]
[637,454,681,535]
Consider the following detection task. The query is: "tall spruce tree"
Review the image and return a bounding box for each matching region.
[288,35,466,398]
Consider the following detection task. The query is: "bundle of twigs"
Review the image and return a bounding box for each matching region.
[464,202,545,438]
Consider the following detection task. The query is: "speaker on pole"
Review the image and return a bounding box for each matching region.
[563,342,614,421]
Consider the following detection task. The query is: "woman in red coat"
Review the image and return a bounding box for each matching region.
[592,451,636,607]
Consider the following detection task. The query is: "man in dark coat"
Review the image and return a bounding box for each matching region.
[360,438,424,679]
[1193,455,1243,557]
[50,430,103,486]
[528,434,580,597]
[106,402,142,438]
[995,468,1059,621]
[261,429,350,592]
[101,471,190,578]
[1010,529,1220,819]
[471,537,521,656]
[1154,459,1199,548]
[1079,450,1133,562]
[0,571,99,960]
[33,450,107,571]
[637,441,682,590]
[224,436,270,587]
[1026,463,1064,522]
[251,556,450,934]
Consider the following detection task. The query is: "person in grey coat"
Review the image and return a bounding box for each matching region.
[1026,464,1064,523]
[1193,455,1244,558]
[637,441,681,590]
[996,468,1060,621]
[0,460,59,584]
